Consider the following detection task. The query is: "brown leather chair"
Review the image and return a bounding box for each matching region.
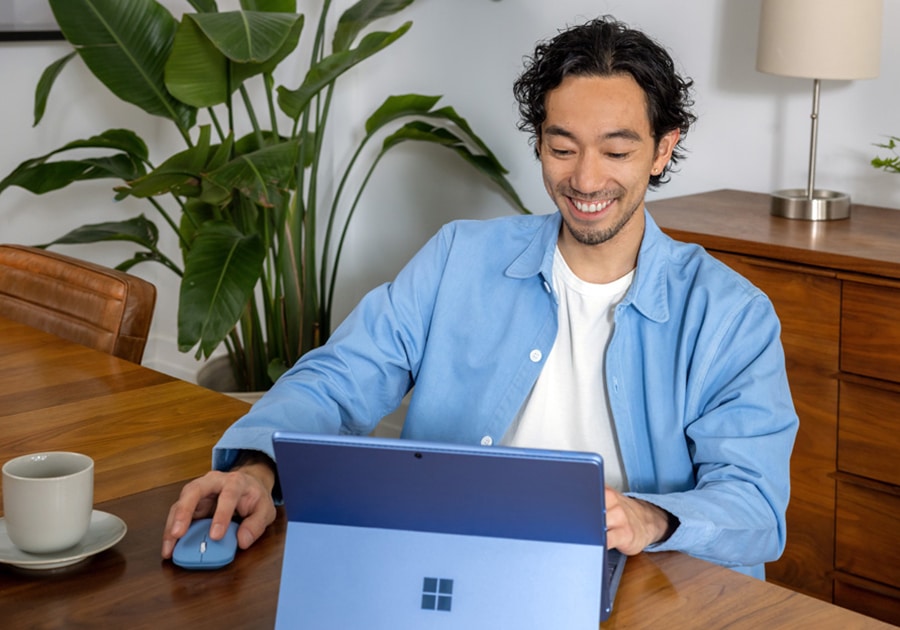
[0,244,157,363]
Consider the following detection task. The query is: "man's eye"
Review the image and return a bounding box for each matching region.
[608,152,629,159]
[550,147,573,157]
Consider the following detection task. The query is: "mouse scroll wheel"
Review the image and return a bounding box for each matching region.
[200,540,207,554]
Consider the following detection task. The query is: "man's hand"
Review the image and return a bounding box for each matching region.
[161,460,277,559]
[605,487,675,556]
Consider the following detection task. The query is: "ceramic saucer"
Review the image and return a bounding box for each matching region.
[0,510,127,570]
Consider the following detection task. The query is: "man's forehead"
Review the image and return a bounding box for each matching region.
[541,75,654,140]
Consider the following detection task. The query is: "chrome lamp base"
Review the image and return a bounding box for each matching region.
[769,189,851,221]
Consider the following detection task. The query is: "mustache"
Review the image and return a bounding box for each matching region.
[558,185,624,201]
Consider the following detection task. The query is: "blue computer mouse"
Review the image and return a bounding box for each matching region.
[172,518,239,570]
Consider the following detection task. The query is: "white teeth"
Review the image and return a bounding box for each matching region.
[572,198,613,213]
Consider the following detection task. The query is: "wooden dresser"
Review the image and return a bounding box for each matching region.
[648,189,900,626]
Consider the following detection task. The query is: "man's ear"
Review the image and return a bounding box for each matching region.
[654,129,680,170]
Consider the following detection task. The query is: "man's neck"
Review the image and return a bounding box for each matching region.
[557,211,644,284]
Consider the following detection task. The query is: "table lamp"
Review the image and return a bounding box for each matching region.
[756,0,882,220]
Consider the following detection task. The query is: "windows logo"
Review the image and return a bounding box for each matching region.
[421,577,453,612]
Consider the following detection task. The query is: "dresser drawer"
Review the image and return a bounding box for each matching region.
[839,380,900,486]
[842,281,900,381]
[834,574,900,627]
[835,479,900,589]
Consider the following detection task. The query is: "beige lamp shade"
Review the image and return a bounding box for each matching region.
[757,0,882,80]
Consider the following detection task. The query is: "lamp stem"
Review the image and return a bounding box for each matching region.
[768,77,850,221]
[806,78,821,200]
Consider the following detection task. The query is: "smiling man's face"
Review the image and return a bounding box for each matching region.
[539,73,678,253]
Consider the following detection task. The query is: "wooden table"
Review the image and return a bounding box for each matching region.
[0,317,251,504]
[0,317,893,628]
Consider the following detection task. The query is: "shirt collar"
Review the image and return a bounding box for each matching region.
[504,212,560,281]
[504,209,671,323]
[628,211,670,323]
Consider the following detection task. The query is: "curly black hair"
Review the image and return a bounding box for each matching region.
[513,16,696,189]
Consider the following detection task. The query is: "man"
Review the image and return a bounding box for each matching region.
[162,17,797,579]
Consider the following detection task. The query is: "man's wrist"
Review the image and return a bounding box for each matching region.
[639,499,679,545]
[659,509,680,543]
[231,450,278,494]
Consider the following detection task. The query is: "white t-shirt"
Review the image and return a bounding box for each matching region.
[501,247,633,491]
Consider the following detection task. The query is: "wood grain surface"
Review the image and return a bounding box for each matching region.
[0,314,893,628]
[0,317,250,509]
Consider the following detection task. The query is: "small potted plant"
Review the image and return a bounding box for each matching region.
[872,136,900,174]
[0,0,528,393]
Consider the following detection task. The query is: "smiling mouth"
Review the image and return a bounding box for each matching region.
[571,197,615,214]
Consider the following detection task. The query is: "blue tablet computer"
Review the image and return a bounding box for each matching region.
[271,432,625,629]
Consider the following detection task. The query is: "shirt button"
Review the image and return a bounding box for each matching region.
[530,349,542,363]
[480,435,493,446]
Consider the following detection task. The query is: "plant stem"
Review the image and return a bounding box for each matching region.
[207,107,226,143]
[240,84,265,149]
[148,196,191,251]
[264,73,280,140]
[320,130,375,321]
[326,151,387,330]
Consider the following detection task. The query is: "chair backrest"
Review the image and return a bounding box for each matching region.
[0,244,157,363]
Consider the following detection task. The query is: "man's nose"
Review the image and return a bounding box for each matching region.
[570,152,608,195]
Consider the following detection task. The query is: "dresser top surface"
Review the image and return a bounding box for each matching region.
[648,189,900,280]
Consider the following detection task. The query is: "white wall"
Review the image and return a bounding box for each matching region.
[2,0,898,381]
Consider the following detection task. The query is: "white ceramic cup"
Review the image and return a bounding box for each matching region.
[2,452,94,554]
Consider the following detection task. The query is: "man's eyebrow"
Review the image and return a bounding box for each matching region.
[543,125,643,143]
[603,129,643,142]
[543,124,575,140]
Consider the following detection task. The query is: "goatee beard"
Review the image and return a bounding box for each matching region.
[561,197,638,246]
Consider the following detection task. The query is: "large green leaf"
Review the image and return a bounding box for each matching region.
[49,0,196,131]
[427,106,506,172]
[277,23,411,120]
[234,129,291,154]
[69,129,150,161]
[10,157,144,194]
[333,0,415,52]
[41,215,160,250]
[365,99,528,212]
[240,0,296,12]
[166,12,303,108]
[124,128,298,208]
[364,93,442,133]
[366,96,506,172]
[178,199,217,255]
[189,0,219,12]
[206,140,300,207]
[190,11,300,63]
[178,222,266,357]
[0,129,147,183]
[33,52,76,126]
[124,126,218,199]
[382,121,530,214]
[232,12,304,80]
[163,17,226,108]
[0,128,148,195]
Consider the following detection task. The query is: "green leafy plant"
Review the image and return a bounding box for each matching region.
[0,0,528,390]
[872,136,900,174]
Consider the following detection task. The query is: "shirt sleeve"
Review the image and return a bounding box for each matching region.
[211,225,454,470]
[623,292,798,577]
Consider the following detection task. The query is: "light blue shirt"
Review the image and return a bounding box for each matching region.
[214,210,798,579]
